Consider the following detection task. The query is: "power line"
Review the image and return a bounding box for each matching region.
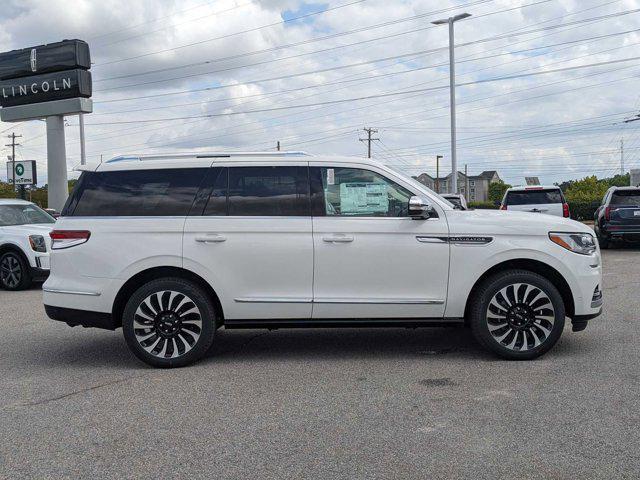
[94,0,498,81]
[81,56,640,125]
[94,1,255,48]
[92,6,640,98]
[94,0,369,67]
[91,27,640,116]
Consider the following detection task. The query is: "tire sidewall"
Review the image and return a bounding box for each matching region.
[0,251,31,291]
[471,271,565,360]
[122,278,216,368]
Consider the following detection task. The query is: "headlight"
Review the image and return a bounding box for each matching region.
[549,232,596,255]
[28,235,47,253]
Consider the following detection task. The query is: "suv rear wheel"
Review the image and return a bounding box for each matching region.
[0,251,32,291]
[122,278,217,368]
[469,270,565,360]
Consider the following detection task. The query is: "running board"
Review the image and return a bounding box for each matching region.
[224,318,465,329]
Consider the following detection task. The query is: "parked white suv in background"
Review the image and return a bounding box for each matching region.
[501,185,570,218]
[0,199,55,290]
[44,153,602,367]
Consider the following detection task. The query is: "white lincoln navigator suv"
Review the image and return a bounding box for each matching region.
[44,153,603,367]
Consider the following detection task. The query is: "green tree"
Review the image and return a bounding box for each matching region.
[564,175,609,203]
[488,181,512,203]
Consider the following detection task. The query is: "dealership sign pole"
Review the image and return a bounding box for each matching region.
[0,40,92,210]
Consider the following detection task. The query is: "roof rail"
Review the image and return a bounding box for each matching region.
[105,151,310,163]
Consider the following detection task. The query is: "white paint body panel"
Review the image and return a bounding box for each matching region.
[44,155,602,324]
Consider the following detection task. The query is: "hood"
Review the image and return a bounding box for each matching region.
[446,209,593,236]
[1,224,55,235]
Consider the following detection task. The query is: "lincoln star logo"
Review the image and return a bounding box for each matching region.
[30,48,37,72]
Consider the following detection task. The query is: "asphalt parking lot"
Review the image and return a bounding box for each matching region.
[1,249,639,479]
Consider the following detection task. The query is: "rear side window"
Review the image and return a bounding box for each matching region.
[610,190,640,206]
[67,168,207,216]
[505,189,564,206]
[225,166,309,216]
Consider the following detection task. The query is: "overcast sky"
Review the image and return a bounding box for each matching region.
[1,0,640,186]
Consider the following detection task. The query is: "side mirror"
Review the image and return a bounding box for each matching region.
[409,196,435,219]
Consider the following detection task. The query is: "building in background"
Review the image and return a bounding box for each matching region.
[413,170,502,202]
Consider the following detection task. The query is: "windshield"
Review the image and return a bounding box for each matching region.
[0,204,56,226]
[611,190,640,206]
[505,189,563,205]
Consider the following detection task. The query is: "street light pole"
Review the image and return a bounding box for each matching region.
[432,12,471,194]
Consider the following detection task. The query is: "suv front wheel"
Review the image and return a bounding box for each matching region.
[469,270,565,360]
[122,278,217,368]
[0,251,32,291]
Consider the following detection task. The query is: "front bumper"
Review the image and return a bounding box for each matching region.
[571,308,602,332]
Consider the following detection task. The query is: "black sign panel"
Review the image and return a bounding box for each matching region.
[0,40,90,80]
[0,69,92,107]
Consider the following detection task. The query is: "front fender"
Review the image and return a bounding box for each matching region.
[444,236,586,318]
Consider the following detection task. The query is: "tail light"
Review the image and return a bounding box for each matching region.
[50,230,91,250]
[500,204,507,210]
[604,206,611,221]
[562,203,570,218]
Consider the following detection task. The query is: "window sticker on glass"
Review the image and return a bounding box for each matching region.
[339,182,389,214]
[327,168,335,185]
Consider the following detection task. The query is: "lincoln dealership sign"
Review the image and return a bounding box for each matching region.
[0,39,92,118]
[0,39,93,212]
[0,69,91,107]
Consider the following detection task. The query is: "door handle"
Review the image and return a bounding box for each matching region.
[195,234,226,243]
[322,234,354,243]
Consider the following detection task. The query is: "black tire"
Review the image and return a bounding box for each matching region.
[122,277,217,368]
[469,270,565,360]
[0,250,32,291]
[597,234,610,250]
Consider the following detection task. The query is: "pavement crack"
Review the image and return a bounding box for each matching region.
[14,375,142,408]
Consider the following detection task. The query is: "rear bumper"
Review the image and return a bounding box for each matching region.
[601,224,640,238]
[44,305,118,330]
[29,266,50,282]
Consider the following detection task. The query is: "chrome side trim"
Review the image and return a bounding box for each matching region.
[416,236,448,243]
[43,287,101,297]
[415,235,493,245]
[313,298,445,305]
[234,297,444,305]
[449,236,493,245]
[234,297,312,304]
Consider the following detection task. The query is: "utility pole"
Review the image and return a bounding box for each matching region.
[620,138,624,175]
[465,164,469,201]
[432,12,471,194]
[359,127,379,158]
[6,132,23,199]
[436,155,443,193]
[79,113,87,165]
[277,140,281,151]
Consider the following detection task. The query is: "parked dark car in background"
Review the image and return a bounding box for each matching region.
[594,186,640,248]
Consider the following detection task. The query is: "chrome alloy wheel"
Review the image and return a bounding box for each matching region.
[0,254,22,289]
[133,290,203,359]
[486,283,555,351]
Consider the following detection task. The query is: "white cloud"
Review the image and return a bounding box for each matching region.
[1,0,640,186]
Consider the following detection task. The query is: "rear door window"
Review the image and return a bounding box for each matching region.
[67,168,207,216]
[505,189,564,205]
[610,190,640,206]
[226,166,309,216]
